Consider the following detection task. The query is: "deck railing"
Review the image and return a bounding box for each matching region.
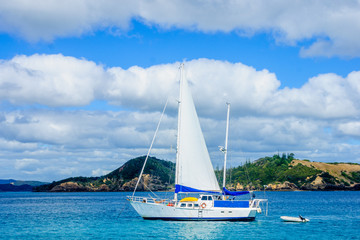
[251,199,268,215]
[127,196,174,205]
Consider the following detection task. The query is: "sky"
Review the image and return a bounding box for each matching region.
[1,0,360,182]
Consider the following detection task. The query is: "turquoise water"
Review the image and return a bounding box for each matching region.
[0,191,359,239]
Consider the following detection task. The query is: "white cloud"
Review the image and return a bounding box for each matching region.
[0,55,280,115]
[2,54,360,120]
[1,1,360,57]
[0,109,177,149]
[1,106,359,181]
[15,158,40,170]
[0,0,137,42]
[0,138,37,151]
[1,55,360,181]
[91,168,111,177]
[338,121,360,137]
[185,59,280,116]
[266,72,360,118]
[0,54,105,106]
[104,64,179,110]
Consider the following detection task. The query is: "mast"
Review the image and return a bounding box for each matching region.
[222,102,230,199]
[174,63,184,201]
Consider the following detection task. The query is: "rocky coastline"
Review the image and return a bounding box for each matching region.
[43,179,360,193]
[233,181,360,191]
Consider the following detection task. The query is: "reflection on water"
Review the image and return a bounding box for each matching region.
[173,221,227,239]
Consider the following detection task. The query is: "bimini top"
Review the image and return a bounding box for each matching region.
[175,184,220,194]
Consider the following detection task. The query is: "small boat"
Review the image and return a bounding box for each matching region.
[128,64,268,221]
[281,215,309,222]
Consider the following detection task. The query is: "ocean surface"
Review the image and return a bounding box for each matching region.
[0,191,359,239]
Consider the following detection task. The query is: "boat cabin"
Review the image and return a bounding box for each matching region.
[178,202,200,209]
[177,195,218,209]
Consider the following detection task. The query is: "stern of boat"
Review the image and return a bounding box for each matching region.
[250,199,268,216]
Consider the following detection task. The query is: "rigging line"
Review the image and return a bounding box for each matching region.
[244,158,252,190]
[228,152,232,186]
[165,160,175,200]
[145,184,160,199]
[118,199,129,216]
[132,98,169,198]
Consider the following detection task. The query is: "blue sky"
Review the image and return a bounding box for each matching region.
[2,20,360,89]
[1,1,360,181]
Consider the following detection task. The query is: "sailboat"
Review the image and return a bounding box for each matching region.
[128,64,267,221]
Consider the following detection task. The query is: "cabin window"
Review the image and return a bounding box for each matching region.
[194,204,199,208]
[208,196,213,201]
[187,203,193,208]
[180,203,186,208]
[229,211,232,214]
[221,211,224,213]
[201,196,208,200]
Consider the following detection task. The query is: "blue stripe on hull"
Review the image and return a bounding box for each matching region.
[143,217,255,222]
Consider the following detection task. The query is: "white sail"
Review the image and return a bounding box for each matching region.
[175,65,220,192]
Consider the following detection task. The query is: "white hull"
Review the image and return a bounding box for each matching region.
[130,201,258,221]
[280,216,309,222]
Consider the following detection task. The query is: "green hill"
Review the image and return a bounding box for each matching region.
[34,154,360,192]
[218,154,360,191]
[34,156,175,192]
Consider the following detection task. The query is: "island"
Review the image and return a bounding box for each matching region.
[31,154,360,192]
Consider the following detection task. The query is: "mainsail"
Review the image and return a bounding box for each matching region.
[175,65,220,193]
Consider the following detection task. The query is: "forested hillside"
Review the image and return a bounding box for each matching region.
[34,156,175,192]
[216,154,360,190]
[33,154,360,192]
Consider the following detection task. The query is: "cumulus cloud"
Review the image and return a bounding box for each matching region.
[0,109,178,181]
[91,168,111,177]
[0,55,279,114]
[0,54,105,106]
[1,1,360,57]
[338,121,360,137]
[15,158,41,170]
[0,0,137,42]
[266,72,360,118]
[104,63,179,110]
[2,54,360,120]
[1,107,357,181]
[1,54,360,181]
[0,109,177,149]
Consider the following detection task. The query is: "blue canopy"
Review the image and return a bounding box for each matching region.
[222,187,250,196]
[175,184,220,194]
